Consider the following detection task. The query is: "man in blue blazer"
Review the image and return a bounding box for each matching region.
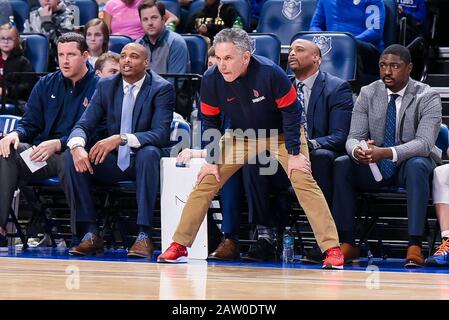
[65,43,175,258]
[242,39,354,262]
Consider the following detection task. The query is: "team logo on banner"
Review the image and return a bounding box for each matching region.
[313,36,332,56]
[282,0,302,20]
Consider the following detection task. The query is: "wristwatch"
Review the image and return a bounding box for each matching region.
[120,134,128,146]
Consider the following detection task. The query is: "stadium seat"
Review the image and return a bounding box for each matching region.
[221,0,251,31]
[436,123,449,154]
[256,0,317,46]
[20,33,49,73]
[383,0,398,48]
[10,0,29,32]
[159,0,181,18]
[290,32,357,81]
[109,35,133,54]
[250,33,281,64]
[182,34,207,74]
[69,0,99,27]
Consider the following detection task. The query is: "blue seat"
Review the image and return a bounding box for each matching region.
[256,0,317,46]
[291,32,357,81]
[69,0,99,27]
[10,0,29,32]
[159,0,180,18]
[221,0,251,30]
[250,33,281,64]
[436,123,449,154]
[383,0,398,48]
[109,35,133,54]
[20,33,49,72]
[0,115,21,134]
[182,34,207,74]
[162,117,192,157]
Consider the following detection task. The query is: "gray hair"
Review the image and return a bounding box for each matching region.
[213,28,252,54]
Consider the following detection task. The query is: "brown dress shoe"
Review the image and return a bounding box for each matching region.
[69,233,104,256]
[405,245,424,268]
[208,239,240,261]
[128,235,154,258]
[340,243,361,264]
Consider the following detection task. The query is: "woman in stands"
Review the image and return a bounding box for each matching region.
[0,23,33,113]
[102,0,180,40]
[84,18,110,68]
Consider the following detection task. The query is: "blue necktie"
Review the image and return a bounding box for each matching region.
[297,81,307,125]
[379,94,399,180]
[117,84,135,171]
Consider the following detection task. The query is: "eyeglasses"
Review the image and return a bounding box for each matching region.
[0,37,14,43]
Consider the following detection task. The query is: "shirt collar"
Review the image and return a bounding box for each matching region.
[123,74,146,92]
[387,81,409,98]
[296,70,320,90]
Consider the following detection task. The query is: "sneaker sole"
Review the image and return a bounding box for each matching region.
[157,256,188,263]
[322,263,344,270]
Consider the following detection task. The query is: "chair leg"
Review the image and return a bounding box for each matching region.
[9,208,27,250]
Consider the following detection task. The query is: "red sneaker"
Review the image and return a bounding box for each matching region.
[157,242,188,263]
[322,247,344,270]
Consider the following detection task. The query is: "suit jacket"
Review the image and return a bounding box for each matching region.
[305,71,354,152]
[346,79,442,164]
[69,70,175,149]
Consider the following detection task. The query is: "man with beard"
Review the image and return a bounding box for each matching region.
[332,44,442,268]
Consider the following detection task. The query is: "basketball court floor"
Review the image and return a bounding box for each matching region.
[0,248,448,300]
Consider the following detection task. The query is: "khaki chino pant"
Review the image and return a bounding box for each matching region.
[173,125,340,252]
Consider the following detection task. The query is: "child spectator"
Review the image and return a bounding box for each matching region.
[0,23,34,113]
[85,18,110,68]
[94,51,120,77]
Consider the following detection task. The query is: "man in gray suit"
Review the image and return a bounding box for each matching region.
[333,44,442,268]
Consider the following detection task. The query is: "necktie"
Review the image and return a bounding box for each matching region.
[296,81,307,125]
[117,84,135,171]
[379,94,399,180]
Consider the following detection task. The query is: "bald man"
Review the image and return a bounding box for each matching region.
[64,43,175,257]
[242,39,354,263]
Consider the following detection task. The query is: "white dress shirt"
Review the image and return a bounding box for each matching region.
[67,75,146,150]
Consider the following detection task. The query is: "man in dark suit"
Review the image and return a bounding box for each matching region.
[0,33,98,251]
[242,39,354,262]
[65,43,175,258]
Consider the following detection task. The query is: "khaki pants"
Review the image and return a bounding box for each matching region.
[173,125,340,252]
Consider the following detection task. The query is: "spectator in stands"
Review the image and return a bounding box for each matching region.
[309,0,385,88]
[24,0,75,71]
[241,39,354,263]
[136,0,190,75]
[207,45,216,67]
[0,33,99,251]
[186,0,244,45]
[65,43,174,258]
[425,153,449,267]
[0,23,34,113]
[94,52,120,77]
[158,28,344,269]
[85,18,110,68]
[333,44,441,268]
[103,0,180,40]
[398,0,427,45]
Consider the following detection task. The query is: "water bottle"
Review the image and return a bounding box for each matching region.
[282,226,294,263]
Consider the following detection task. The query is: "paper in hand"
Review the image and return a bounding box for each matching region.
[19,146,47,173]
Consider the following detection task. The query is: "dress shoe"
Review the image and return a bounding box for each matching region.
[128,233,154,258]
[405,245,424,268]
[242,238,277,262]
[69,233,104,256]
[340,243,361,264]
[208,238,240,261]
